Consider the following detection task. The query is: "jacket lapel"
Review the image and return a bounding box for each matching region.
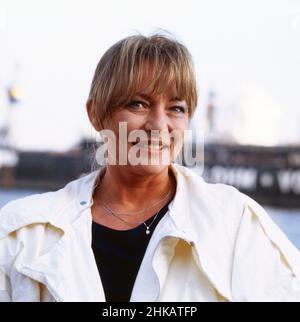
[18,206,105,302]
[168,164,234,301]
[17,170,105,302]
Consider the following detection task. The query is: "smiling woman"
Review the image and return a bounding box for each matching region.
[0,33,300,302]
[86,34,196,174]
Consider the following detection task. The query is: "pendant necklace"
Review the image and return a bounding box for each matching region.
[100,203,161,235]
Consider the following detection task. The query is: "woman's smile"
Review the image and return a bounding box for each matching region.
[131,139,170,152]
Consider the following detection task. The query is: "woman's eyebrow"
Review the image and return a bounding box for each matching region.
[169,96,184,102]
[135,93,185,103]
[134,93,152,101]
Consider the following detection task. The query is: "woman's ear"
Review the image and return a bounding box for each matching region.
[86,99,101,132]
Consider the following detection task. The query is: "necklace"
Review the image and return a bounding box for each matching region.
[100,203,161,235]
[94,168,174,216]
[93,168,175,234]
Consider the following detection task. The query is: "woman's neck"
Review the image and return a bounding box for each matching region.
[94,165,176,212]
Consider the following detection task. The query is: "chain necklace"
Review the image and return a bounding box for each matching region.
[100,203,161,235]
[93,168,175,234]
[94,167,174,216]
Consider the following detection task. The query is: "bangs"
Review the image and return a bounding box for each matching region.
[128,55,195,111]
[88,34,197,126]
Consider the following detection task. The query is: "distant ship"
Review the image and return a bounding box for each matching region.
[202,142,300,208]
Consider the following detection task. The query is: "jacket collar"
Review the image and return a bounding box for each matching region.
[0,163,199,238]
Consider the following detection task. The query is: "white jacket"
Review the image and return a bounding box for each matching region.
[0,163,300,302]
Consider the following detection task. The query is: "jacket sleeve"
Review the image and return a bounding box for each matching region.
[0,205,12,302]
[231,194,300,302]
[0,233,12,302]
[0,268,11,302]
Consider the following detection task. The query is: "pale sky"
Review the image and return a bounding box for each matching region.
[0,0,300,150]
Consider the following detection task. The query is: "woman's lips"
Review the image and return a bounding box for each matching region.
[131,140,170,151]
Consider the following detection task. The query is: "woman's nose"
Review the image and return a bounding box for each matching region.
[143,106,169,132]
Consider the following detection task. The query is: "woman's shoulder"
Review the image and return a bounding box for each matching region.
[175,163,300,251]
[0,170,99,238]
[174,163,287,221]
[174,163,245,214]
[176,165,300,299]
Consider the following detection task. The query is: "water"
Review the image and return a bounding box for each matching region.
[264,207,300,250]
[0,188,300,250]
[0,188,44,206]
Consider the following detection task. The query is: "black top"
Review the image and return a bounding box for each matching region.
[91,199,172,302]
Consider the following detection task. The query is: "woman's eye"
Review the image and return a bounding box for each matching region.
[171,106,186,114]
[127,101,146,109]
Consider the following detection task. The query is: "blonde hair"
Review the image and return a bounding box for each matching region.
[87,33,198,130]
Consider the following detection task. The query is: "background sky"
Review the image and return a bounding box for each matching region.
[0,0,300,151]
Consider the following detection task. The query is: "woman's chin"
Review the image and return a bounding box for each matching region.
[130,163,170,176]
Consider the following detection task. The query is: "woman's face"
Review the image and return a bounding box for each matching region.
[101,81,190,176]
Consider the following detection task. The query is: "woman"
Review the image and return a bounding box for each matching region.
[1,34,300,302]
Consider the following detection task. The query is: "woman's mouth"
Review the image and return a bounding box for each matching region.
[132,140,169,152]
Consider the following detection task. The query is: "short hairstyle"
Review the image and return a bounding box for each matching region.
[87,33,198,130]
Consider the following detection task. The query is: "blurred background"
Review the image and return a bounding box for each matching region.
[0,0,300,248]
